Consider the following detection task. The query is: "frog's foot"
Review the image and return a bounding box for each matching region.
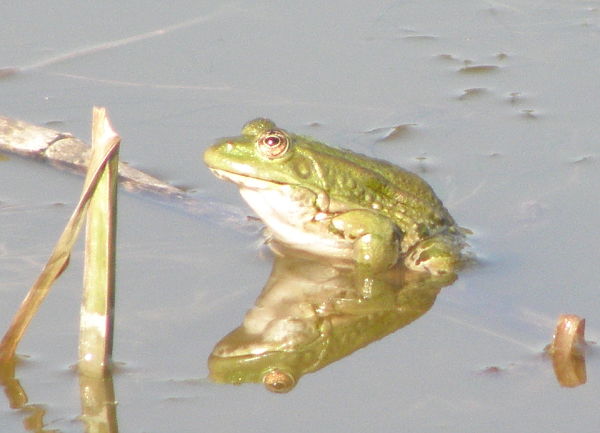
[404,235,461,275]
[353,233,398,273]
[330,210,401,274]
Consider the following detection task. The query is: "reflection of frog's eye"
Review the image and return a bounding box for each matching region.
[262,368,296,393]
[257,130,290,159]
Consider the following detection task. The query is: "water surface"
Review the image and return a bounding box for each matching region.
[2,0,599,431]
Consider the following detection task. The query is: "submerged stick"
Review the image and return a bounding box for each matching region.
[0,114,255,232]
[548,314,587,387]
[0,109,120,362]
[0,114,184,197]
[78,107,120,377]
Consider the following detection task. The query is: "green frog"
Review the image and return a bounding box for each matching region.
[204,118,464,275]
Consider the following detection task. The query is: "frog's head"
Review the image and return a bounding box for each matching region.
[208,323,327,393]
[208,351,299,393]
[203,118,327,191]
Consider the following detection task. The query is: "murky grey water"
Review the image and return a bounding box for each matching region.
[2,0,600,431]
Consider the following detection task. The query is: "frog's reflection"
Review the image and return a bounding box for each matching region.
[208,249,456,393]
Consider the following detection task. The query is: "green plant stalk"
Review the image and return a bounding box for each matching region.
[78,107,119,377]
[0,108,120,363]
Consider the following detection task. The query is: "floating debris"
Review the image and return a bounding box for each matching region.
[570,155,593,165]
[0,68,18,79]
[520,109,537,119]
[436,54,460,62]
[403,35,437,41]
[508,92,522,105]
[479,366,504,375]
[458,65,500,74]
[365,124,417,142]
[547,314,587,388]
[458,88,488,100]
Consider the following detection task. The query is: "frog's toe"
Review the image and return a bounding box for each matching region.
[405,239,460,275]
[353,234,399,273]
[406,255,454,275]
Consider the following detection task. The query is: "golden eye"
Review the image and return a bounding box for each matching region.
[262,368,296,393]
[257,130,290,159]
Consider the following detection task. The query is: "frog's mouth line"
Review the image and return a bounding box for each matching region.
[210,168,283,190]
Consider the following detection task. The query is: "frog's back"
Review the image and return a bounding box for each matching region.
[343,149,454,228]
[296,135,456,243]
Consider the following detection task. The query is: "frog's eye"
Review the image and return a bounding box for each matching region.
[262,368,296,393]
[257,130,290,159]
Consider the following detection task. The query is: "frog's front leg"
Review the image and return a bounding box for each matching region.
[330,210,401,273]
[404,234,461,275]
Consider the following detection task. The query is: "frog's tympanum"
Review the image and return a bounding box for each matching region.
[208,252,454,392]
[204,118,465,274]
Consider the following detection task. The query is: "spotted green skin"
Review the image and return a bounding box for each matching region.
[204,118,462,274]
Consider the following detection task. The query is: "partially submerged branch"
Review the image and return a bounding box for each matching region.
[0,114,254,232]
[0,115,184,197]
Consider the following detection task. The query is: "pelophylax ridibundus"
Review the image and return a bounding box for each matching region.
[204,118,464,274]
